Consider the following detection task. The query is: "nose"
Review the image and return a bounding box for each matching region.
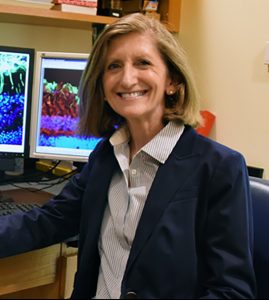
[120,64,138,88]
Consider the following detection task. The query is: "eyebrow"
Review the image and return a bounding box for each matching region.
[106,53,154,62]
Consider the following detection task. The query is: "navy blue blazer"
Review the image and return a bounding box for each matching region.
[0,126,256,298]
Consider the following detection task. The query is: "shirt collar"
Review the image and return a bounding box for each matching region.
[109,121,184,164]
[110,125,130,146]
[142,121,184,163]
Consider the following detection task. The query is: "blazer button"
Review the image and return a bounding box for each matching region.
[125,291,137,299]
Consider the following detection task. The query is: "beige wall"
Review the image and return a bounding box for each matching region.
[179,0,269,178]
[0,0,92,52]
[0,22,92,53]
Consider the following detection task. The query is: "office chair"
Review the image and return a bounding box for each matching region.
[249,176,269,299]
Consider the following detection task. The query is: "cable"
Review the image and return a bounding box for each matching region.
[0,161,64,185]
[10,168,78,193]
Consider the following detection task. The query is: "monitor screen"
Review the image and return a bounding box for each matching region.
[0,45,34,160]
[30,51,102,163]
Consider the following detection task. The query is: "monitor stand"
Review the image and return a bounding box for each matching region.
[53,160,77,176]
[0,157,24,177]
[35,159,77,177]
[4,158,24,176]
[0,158,16,172]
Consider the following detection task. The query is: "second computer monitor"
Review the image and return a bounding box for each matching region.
[30,51,102,163]
[0,45,34,159]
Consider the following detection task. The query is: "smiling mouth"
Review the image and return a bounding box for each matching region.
[118,91,147,98]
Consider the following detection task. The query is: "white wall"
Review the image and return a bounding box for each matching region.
[179,0,269,178]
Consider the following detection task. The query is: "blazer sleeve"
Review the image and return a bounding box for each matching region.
[0,147,100,259]
[200,150,256,298]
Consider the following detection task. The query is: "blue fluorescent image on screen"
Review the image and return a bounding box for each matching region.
[0,46,33,156]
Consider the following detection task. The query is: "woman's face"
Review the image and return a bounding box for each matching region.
[102,32,175,127]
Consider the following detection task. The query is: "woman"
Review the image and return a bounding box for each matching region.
[0,13,256,298]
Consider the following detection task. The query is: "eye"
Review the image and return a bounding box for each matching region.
[136,59,151,67]
[107,62,121,70]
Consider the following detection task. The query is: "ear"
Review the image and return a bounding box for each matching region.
[165,80,178,96]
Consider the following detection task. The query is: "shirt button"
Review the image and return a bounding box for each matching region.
[125,291,137,299]
[131,169,137,175]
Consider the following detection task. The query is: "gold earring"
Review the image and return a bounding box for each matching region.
[169,90,174,95]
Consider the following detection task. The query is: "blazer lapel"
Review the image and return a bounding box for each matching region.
[82,141,118,239]
[124,126,200,275]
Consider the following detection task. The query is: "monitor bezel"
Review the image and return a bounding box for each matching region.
[29,51,95,163]
[0,45,34,159]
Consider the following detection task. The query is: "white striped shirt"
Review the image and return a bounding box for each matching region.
[94,121,184,299]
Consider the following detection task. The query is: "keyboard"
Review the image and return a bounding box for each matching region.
[0,196,41,216]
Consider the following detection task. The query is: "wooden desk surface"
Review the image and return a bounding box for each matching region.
[0,187,53,204]
[0,244,62,298]
[0,188,53,205]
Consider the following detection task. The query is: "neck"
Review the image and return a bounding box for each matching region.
[128,121,164,160]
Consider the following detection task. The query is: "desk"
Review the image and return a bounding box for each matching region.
[0,245,61,299]
[0,181,77,299]
[0,176,68,195]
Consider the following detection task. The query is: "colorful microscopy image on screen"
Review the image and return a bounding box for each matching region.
[0,52,27,145]
[39,68,100,150]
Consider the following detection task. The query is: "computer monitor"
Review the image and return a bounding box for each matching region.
[30,51,102,167]
[0,45,34,173]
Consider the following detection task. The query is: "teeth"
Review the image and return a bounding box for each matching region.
[120,91,145,98]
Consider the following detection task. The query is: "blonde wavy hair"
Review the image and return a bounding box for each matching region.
[78,13,202,137]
